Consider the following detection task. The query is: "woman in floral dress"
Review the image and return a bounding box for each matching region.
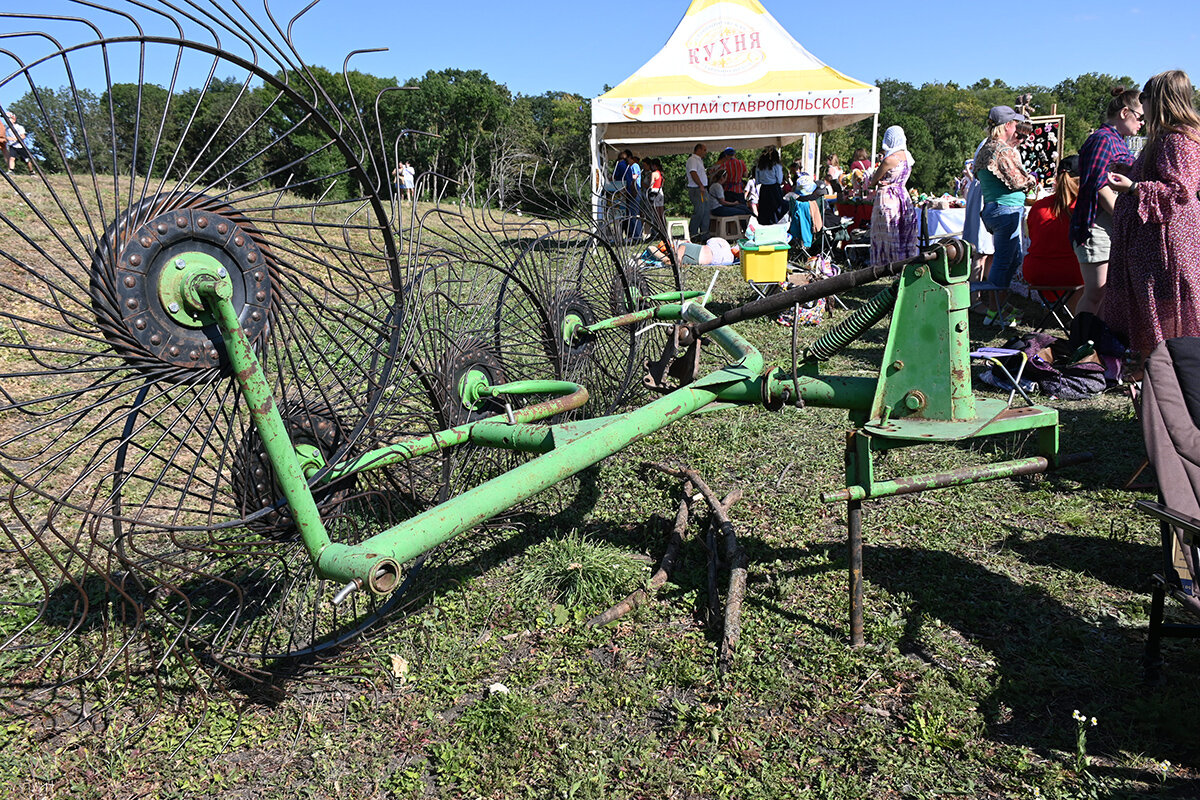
[1105,70,1200,358]
[868,125,918,267]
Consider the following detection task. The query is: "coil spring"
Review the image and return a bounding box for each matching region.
[804,283,897,362]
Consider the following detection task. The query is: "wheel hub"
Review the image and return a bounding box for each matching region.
[96,197,275,375]
[549,289,596,361]
[233,400,353,539]
[438,341,508,427]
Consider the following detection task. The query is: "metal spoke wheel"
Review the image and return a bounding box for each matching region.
[0,7,437,679]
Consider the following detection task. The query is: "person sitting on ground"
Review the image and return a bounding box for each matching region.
[1022,154,1084,311]
[708,169,751,217]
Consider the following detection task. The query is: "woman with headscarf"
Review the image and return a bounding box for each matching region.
[1104,70,1200,359]
[867,125,919,267]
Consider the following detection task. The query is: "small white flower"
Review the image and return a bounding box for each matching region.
[1072,709,1084,722]
[488,682,509,695]
[1090,716,1098,727]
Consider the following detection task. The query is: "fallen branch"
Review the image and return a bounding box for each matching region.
[590,463,748,672]
[586,479,694,628]
[718,521,749,674]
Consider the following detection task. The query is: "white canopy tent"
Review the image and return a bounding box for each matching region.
[591,0,879,189]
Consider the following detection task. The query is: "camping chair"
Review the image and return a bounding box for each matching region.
[1136,337,1200,679]
[1027,285,1082,334]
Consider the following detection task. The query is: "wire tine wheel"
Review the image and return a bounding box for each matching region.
[490,150,684,414]
[381,165,570,504]
[0,0,439,710]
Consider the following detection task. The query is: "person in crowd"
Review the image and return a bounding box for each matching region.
[5,111,32,174]
[686,143,709,240]
[708,169,751,217]
[1070,87,1142,316]
[744,176,760,219]
[962,148,995,314]
[715,147,748,202]
[955,161,972,197]
[754,145,785,224]
[402,161,415,201]
[788,159,805,193]
[850,147,871,174]
[823,154,844,204]
[611,149,631,185]
[1022,155,1084,307]
[974,105,1039,326]
[866,125,918,269]
[1104,70,1200,359]
[648,158,666,232]
[623,152,643,241]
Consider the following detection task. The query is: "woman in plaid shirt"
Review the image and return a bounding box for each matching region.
[1070,88,1142,316]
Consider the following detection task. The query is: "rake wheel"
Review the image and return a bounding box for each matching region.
[0,7,439,680]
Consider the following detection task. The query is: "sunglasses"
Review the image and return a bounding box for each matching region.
[1129,109,1145,122]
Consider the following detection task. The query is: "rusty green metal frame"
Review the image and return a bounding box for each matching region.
[187,241,1084,634]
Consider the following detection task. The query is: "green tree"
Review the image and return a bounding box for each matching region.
[98,82,173,176]
[9,86,101,173]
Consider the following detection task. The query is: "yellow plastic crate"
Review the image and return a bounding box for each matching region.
[740,243,788,283]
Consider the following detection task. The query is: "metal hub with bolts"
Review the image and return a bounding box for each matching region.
[105,203,274,374]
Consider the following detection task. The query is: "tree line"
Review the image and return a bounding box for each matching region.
[9,68,1143,210]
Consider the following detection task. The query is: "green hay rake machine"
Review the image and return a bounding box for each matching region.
[0,0,1083,699]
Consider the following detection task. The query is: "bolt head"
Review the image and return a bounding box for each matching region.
[175,258,186,269]
[217,267,227,278]
[168,302,180,313]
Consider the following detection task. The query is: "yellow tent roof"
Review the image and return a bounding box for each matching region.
[591,0,877,156]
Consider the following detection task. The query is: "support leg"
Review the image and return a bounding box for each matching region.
[1144,577,1166,683]
[848,498,864,647]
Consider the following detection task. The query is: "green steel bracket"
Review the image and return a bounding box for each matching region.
[295,444,325,479]
[870,252,974,425]
[181,252,336,568]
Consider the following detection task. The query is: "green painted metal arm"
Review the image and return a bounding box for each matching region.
[190,264,334,565]
[323,383,589,480]
[315,301,765,595]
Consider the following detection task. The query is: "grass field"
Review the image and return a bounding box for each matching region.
[0,180,1197,799]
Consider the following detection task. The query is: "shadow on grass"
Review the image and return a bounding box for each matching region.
[868,543,1200,786]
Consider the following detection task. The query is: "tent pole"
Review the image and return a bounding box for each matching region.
[815,130,823,177]
[870,114,879,166]
[590,120,602,225]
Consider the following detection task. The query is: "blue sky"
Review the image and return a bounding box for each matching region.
[9,0,1200,100]
[287,0,1198,97]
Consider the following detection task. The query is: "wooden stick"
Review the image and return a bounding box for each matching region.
[586,479,694,628]
[719,524,749,674]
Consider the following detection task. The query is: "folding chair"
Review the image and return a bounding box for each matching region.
[1028,284,1082,334]
[1136,337,1200,679]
